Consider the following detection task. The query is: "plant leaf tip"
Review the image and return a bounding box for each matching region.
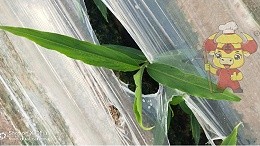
[142,125,155,131]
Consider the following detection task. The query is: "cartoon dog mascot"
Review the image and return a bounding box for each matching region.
[204,21,257,93]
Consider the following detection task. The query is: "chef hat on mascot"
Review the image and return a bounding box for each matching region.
[216,21,242,49]
[219,21,238,34]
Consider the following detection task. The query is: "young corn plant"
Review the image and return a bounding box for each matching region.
[0,26,241,144]
[92,1,243,144]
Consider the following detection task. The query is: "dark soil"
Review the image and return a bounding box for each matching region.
[85,0,208,145]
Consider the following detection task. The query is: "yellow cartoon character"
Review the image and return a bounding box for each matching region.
[204,21,258,93]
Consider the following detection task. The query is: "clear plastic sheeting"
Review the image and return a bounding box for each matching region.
[103,0,260,145]
[0,0,154,145]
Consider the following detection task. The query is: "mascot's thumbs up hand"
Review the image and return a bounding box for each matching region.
[231,72,243,81]
[231,72,237,81]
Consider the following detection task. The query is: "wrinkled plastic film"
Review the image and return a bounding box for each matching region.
[0,0,153,145]
[103,0,206,76]
[101,1,228,144]
[102,1,202,144]
[103,0,260,144]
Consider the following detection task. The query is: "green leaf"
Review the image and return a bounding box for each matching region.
[179,101,193,115]
[170,95,184,105]
[167,105,174,131]
[93,0,108,22]
[0,26,140,71]
[147,63,241,101]
[133,63,154,130]
[190,114,201,145]
[221,122,242,145]
[103,44,147,64]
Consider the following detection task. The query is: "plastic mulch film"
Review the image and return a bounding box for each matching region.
[103,0,260,145]
[0,0,156,145]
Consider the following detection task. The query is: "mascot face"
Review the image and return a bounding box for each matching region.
[211,48,245,69]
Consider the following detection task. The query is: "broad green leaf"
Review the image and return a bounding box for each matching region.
[133,63,154,130]
[190,115,201,145]
[93,0,108,22]
[147,63,241,101]
[170,95,184,105]
[103,44,147,64]
[221,122,242,145]
[0,26,140,71]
